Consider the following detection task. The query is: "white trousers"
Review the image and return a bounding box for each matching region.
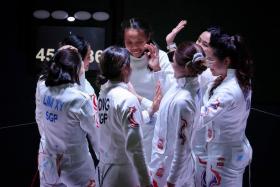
[38,145,95,187]
[95,161,139,187]
[194,138,252,187]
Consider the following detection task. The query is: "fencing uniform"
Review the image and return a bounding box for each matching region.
[96,81,151,187]
[129,50,174,163]
[83,78,99,128]
[192,68,216,187]
[78,69,96,96]
[150,77,201,187]
[77,70,100,143]
[195,69,252,187]
[77,70,98,111]
[198,68,216,96]
[35,80,98,187]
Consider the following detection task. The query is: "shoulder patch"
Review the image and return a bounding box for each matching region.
[128,106,139,128]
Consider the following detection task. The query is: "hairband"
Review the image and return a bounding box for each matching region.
[185,52,205,68]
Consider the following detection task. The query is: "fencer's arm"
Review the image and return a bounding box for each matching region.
[79,96,99,157]
[153,51,176,94]
[128,82,161,123]
[121,96,152,187]
[166,20,187,47]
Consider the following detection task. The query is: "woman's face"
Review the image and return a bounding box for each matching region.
[207,47,228,77]
[83,46,93,71]
[196,31,211,56]
[124,28,149,58]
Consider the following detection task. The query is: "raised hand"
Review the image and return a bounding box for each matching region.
[166,20,187,45]
[151,81,162,115]
[145,43,161,72]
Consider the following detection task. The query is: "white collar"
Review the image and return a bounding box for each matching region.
[130,54,149,69]
[104,80,128,90]
[176,76,198,89]
[223,69,236,82]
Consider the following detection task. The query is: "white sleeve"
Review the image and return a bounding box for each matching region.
[79,96,99,157]
[167,100,194,184]
[154,50,175,94]
[141,110,151,124]
[140,97,153,110]
[140,97,153,123]
[198,68,215,89]
[120,96,151,187]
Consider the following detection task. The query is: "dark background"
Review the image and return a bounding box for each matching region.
[0,0,279,186]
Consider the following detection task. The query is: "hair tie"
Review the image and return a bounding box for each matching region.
[185,52,205,69]
[192,52,205,63]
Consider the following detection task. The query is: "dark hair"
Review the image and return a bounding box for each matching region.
[175,41,207,76]
[210,33,253,94]
[99,46,130,82]
[121,17,154,44]
[59,35,90,61]
[206,26,223,36]
[40,48,82,87]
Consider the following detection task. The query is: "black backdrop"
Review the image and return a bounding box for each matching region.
[0,0,279,186]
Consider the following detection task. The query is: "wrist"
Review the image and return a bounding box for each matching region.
[167,43,177,51]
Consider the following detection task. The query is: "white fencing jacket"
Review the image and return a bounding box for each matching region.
[129,50,175,163]
[78,70,96,96]
[192,68,216,160]
[97,81,151,187]
[199,69,252,187]
[130,50,174,102]
[201,69,251,143]
[77,71,99,129]
[150,77,201,186]
[35,80,98,185]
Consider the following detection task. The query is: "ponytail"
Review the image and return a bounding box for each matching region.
[210,33,253,95]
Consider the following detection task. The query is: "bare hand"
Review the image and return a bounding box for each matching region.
[166,20,187,45]
[151,81,162,115]
[145,43,160,72]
